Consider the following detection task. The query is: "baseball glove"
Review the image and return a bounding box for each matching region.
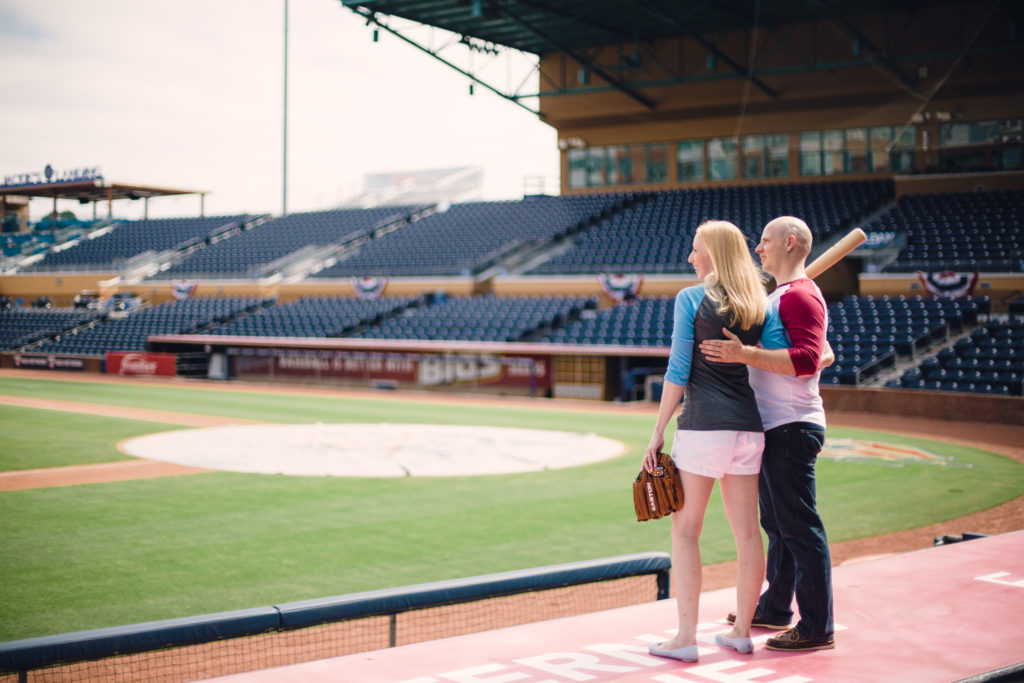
[633,451,684,522]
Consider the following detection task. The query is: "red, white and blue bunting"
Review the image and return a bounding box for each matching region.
[171,279,198,301]
[916,271,979,298]
[598,274,643,302]
[351,276,388,300]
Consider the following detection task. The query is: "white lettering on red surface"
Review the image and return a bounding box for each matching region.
[277,355,330,371]
[438,663,529,682]
[653,661,812,682]
[514,651,642,679]
[119,354,159,375]
[976,572,1024,588]
[395,623,838,682]
[419,355,503,386]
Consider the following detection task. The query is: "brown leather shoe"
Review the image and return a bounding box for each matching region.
[765,627,835,651]
[726,611,791,630]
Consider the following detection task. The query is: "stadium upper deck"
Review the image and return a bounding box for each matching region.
[6,179,1022,284]
[4,179,905,281]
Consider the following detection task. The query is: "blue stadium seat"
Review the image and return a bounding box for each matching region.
[895,310,1024,395]
[34,297,265,355]
[872,190,1024,273]
[0,307,107,351]
[26,215,254,271]
[311,195,626,278]
[529,180,892,276]
[160,207,423,279]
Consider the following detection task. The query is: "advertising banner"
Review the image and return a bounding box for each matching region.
[11,354,86,371]
[229,348,551,392]
[106,351,177,377]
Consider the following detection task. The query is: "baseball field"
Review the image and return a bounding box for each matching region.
[1,371,1023,644]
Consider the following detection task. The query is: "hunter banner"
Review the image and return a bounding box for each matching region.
[106,351,177,377]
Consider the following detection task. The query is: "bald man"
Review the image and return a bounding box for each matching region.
[701,216,835,651]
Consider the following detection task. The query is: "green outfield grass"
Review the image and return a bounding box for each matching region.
[0,404,183,470]
[1,376,1022,642]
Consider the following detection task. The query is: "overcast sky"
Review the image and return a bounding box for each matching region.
[0,0,559,221]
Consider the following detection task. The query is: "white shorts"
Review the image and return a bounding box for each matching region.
[670,429,764,478]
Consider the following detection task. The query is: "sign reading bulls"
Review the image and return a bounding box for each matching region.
[12,354,85,371]
[106,351,177,377]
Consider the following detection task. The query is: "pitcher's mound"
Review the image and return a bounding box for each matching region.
[120,424,627,477]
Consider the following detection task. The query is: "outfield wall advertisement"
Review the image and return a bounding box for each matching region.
[229,348,550,394]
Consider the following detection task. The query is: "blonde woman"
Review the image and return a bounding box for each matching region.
[644,220,786,662]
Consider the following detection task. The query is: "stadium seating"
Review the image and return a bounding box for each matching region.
[30,297,265,356]
[820,295,986,386]
[3,230,68,258]
[30,217,92,232]
[25,215,254,271]
[353,294,597,342]
[0,307,106,351]
[312,194,627,278]
[158,207,424,279]
[204,295,420,338]
[8,289,1017,400]
[13,181,895,280]
[8,182,1020,381]
[528,180,892,275]
[872,190,1024,273]
[540,296,673,346]
[890,315,1024,395]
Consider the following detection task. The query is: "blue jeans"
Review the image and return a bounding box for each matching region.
[757,422,834,641]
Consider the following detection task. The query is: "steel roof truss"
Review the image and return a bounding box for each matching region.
[348,5,544,117]
[512,0,637,47]
[625,0,780,99]
[500,5,658,109]
[805,0,920,93]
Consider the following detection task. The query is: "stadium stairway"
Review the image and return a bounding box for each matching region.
[864,324,981,388]
[890,315,1024,395]
[284,207,436,282]
[485,194,647,278]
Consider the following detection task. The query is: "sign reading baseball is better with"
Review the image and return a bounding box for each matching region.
[230,348,550,392]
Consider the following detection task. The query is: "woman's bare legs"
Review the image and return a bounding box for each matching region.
[719,472,765,639]
[657,471,715,650]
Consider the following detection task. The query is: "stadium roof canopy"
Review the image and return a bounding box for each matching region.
[343,0,963,55]
[0,180,206,204]
[0,180,209,218]
[343,0,1024,114]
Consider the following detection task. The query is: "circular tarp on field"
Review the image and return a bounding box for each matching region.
[120,423,627,477]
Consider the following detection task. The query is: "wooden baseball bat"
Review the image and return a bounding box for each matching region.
[805,228,866,279]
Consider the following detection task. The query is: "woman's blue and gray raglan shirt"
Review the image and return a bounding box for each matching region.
[666,283,788,433]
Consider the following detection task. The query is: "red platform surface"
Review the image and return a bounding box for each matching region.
[208,530,1024,683]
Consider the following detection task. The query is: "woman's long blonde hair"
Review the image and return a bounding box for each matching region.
[695,220,766,330]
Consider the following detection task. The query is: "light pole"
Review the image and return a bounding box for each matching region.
[282,0,289,215]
